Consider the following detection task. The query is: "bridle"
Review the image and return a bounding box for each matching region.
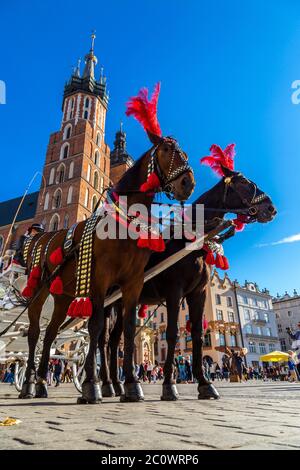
[221,173,268,217]
[150,137,193,199]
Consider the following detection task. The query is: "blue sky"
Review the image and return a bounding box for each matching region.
[0,0,300,296]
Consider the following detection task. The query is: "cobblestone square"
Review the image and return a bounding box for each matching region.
[0,381,299,450]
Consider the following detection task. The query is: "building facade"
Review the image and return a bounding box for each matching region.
[234,281,280,367]
[273,290,300,351]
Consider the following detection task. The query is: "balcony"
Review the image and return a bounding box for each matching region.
[245,333,279,342]
[252,318,267,325]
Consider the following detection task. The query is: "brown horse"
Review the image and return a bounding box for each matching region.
[98,152,277,400]
[19,132,195,403]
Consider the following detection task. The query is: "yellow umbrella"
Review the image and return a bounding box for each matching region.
[259,351,290,362]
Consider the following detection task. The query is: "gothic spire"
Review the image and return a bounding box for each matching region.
[83,32,98,79]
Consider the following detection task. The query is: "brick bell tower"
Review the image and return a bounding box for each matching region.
[34,33,110,231]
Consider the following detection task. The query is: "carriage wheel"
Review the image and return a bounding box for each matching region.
[14,361,27,392]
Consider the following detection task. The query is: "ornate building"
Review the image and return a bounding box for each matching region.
[273,290,300,351]
[0,34,133,248]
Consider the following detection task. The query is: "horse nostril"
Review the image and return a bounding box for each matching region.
[268,206,275,214]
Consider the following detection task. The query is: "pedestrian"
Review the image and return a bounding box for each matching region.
[147,361,153,383]
[53,359,62,387]
[185,356,193,383]
[287,351,298,382]
[287,324,300,378]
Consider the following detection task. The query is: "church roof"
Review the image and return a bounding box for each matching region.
[0,191,39,227]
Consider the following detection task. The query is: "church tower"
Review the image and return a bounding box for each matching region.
[110,123,134,184]
[34,33,110,230]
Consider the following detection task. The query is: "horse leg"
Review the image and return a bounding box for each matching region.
[35,295,70,398]
[120,280,144,402]
[186,289,220,399]
[161,293,181,401]
[109,302,124,396]
[78,295,104,404]
[99,307,115,397]
[19,289,48,398]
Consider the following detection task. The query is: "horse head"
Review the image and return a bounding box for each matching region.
[200,144,276,225]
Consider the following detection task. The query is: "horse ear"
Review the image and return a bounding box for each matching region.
[221,165,234,177]
[147,131,163,146]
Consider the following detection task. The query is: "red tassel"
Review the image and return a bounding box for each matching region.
[49,276,64,295]
[67,299,77,317]
[27,277,38,289]
[74,298,85,317]
[137,234,165,252]
[233,218,245,231]
[215,253,225,269]
[203,316,209,331]
[138,305,148,319]
[205,250,215,265]
[140,172,160,193]
[49,247,64,266]
[22,285,34,298]
[222,255,229,270]
[82,298,93,317]
[186,320,191,333]
[30,266,41,279]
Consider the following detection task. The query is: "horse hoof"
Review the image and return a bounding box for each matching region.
[120,382,144,402]
[79,381,102,404]
[198,384,220,400]
[18,382,35,399]
[35,382,48,398]
[161,384,179,401]
[101,383,116,398]
[113,382,125,397]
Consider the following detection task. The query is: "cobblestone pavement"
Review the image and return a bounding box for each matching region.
[0,381,300,450]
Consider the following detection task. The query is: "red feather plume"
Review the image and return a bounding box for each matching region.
[200,143,236,177]
[126,83,162,138]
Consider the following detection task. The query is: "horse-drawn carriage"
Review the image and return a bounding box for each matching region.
[0,84,276,404]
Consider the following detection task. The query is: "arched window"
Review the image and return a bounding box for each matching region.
[103,157,106,174]
[100,176,104,194]
[44,192,49,210]
[94,150,100,167]
[60,142,69,160]
[91,195,98,212]
[87,164,91,182]
[66,98,74,120]
[93,171,99,190]
[49,167,55,185]
[53,189,62,209]
[83,96,90,120]
[67,186,73,204]
[63,124,72,140]
[96,132,101,147]
[56,164,65,184]
[63,214,69,229]
[0,235,4,255]
[84,188,89,208]
[68,161,74,179]
[49,214,60,231]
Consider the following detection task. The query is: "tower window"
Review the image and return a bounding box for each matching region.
[96,132,101,147]
[87,164,91,182]
[53,189,62,209]
[49,214,60,231]
[83,96,91,120]
[91,195,98,212]
[60,143,70,160]
[84,110,89,119]
[68,161,74,179]
[49,167,55,185]
[63,214,69,229]
[94,150,100,167]
[44,192,49,211]
[84,188,89,208]
[63,124,72,140]
[67,186,73,204]
[93,171,99,190]
[56,164,65,184]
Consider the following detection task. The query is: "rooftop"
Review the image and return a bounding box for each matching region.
[0,191,39,227]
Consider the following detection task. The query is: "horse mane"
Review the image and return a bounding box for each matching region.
[114,152,148,193]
